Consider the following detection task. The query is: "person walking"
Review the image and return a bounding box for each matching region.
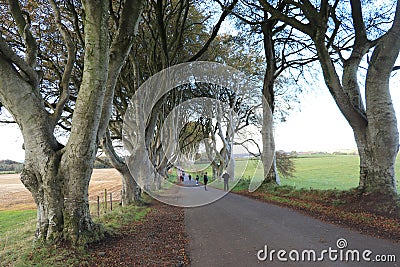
[195,175,199,186]
[222,171,230,191]
[203,172,209,191]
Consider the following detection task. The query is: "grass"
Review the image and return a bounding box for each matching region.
[282,155,360,190]
[0,210,36,235]
[0,210,36,266]
[94,205,150,234]
[0,204,150,267]
[228,154,400,192]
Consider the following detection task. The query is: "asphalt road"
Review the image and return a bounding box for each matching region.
[185,192,400,267]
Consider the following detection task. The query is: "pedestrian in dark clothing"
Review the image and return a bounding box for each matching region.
[203,172,209,191]
[222,172,230,191]
[189,174,192,181]
[195,175,199,186]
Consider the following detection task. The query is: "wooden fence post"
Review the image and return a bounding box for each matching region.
[110,192,113,211]
[104,189,107,213]
[97,195,100,217]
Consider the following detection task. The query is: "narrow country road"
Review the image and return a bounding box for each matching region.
[185,192,400,267]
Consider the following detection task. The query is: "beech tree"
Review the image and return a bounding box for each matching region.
[107,0,240,192]
[258,0,400,196]
[225,1,315,186]
[0,0,144,243]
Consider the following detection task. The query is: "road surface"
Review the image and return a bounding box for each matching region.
[185,191,400,266]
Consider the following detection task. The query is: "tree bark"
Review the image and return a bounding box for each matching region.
[258,0,400,196]
[261,18,278,185]
[1,0,111,244]
[357,9,400,193]
[57,0,110,243]
[311,1,400,195]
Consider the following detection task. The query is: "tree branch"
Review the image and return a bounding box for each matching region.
[49,0,76,129]
[0,34,38,87]
[258,0,314,36]
[101,130,125,170]
[8,0,38,68]
[97,0,145,141]
[187,0,238,62]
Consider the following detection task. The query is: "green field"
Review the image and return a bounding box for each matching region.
[0,210,36,265]
[182,154,400,192]
[282,154,360,190]
[228,154,400,192]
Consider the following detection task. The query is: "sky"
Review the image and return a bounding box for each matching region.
[275,90,357,153]
[0,122,24,161]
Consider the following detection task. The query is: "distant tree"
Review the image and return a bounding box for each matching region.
[0,159,23,173]
[275,151,296,178]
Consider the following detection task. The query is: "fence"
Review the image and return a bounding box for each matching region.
[91,188,123,217]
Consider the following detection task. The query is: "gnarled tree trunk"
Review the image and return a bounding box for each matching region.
[0,0,144,243]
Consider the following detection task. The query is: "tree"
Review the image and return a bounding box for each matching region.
[0,0,144,243]
[258,0,400,196]
[220,0,317,187]
[109,0,240,194]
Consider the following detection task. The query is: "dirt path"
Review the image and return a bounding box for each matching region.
[185,192,400,266]
[89,200,190,266]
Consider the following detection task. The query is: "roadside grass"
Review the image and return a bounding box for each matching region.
[231,154,400,192]
[0,210,36,266]
[0,203,150,267]
[94,204,150,234]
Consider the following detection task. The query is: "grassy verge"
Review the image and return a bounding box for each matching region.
[0,210,36,266]
[0,204,150,267]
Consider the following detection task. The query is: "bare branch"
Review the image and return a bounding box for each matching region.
[49,0,76,129]
[259,0,314,36]
[8,0,38,68]
[234,139,262,157]
[0,120,16,124]
[0,34,38,86]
